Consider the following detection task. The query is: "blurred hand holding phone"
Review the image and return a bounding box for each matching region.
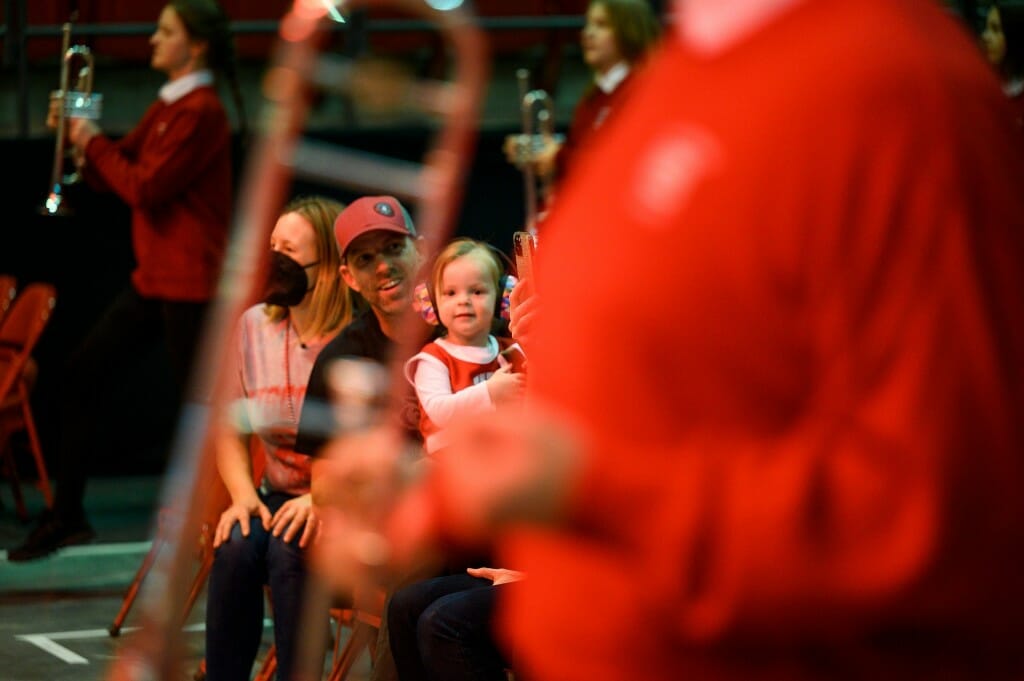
[510,231,539,356]
[513,231,537,283]
[500,343,528,374]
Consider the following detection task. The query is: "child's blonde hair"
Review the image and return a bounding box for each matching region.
[431,238,503,311]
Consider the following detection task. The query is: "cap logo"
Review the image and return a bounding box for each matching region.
[374,202,395,217]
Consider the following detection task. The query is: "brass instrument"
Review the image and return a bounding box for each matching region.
[40,21,103,217]
[507,68,564,234]
[101,1,488,679]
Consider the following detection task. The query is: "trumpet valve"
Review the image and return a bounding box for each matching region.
[505,132,564,167]
[49,89,104,121]
[64,91,103,120]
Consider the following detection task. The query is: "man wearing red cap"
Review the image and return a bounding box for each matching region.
[296,194,431,681]
[295,194,423,457]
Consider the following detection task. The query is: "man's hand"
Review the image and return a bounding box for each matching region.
[467,566,526,586]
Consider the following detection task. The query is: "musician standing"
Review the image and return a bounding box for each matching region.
[506,0,660,219]
[10,0,247,561]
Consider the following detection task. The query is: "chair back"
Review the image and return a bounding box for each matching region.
[0,275,15,321]
[0,282,57,401]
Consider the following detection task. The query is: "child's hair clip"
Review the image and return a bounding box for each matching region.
[412,281,438,325]
[500,274,518,321]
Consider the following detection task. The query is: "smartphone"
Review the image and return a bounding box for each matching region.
[512,231,537,282]
[500,342,528,374]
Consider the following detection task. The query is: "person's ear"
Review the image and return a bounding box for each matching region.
[340,264,360,293]
[189,38,209,68]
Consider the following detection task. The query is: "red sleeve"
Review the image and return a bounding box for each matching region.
[555,86,598,180]
[532,14,1024,648]
[84,90,230,210]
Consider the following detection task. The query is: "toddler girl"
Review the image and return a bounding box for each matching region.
[405,238,525,454]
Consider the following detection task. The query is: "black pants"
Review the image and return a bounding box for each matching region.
[205,491,320,681]
[53,285,207,521]
[387,573,510,681]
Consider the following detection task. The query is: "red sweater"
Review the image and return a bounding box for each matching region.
[555,71,637,181]
[83,86,232,301]
[1007,90,1024,131]
[498,0,1024,679]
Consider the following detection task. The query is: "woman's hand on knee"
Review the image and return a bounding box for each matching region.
[270,493,320,548]
[213,499,272,548]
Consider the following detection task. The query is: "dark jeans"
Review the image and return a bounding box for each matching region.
[387,573,510,681]
[204,490,323,681]
[53,285,207,521]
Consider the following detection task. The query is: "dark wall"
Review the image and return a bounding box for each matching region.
[2,139,147,474]
[0,127,526,476]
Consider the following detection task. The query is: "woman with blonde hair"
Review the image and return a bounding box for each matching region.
[11,0,248,562]
[205,195,352,681]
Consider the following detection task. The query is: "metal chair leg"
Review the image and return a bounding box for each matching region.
[109,534,164,637]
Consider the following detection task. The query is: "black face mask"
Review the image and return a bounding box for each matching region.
[263,251,318,307]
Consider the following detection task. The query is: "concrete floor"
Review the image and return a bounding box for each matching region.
[0,476,371,681]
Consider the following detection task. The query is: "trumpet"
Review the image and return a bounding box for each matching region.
[506,68,564,234]
[40,21,103,217]
[100,1,487,679]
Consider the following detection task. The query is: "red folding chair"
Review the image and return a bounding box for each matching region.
[0,282,56,521]
[326,586,384,681]
[252,586,382,681]
[111,436,279,681]
[0,274,16,320]
[108,437,262,637]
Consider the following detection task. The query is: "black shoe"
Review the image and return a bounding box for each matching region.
[7,512,96,562]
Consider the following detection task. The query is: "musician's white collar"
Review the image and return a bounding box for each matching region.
[159,69,214,104]
[595,62,630,94]
[672,0,806,55]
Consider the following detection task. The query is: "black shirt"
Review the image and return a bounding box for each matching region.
[295,308,427,456]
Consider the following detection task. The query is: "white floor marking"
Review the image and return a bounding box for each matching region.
[16,619,272,664]
[15,635,90,665]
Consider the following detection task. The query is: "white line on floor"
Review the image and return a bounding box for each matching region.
[15,635,89,665]
[16,620,271,664]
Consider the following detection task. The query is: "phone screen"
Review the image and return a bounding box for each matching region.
[513,231,536,281]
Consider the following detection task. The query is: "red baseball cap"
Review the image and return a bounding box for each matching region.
[334,195,417,258]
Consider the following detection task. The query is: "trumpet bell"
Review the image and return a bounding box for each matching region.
[40,186,72,217]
